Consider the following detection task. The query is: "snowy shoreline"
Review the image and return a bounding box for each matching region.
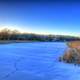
[0,40,66,44]
[0,40,37,44]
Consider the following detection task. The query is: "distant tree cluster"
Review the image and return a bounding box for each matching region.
[0,28,80,42]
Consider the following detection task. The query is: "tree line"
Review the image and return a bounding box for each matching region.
[0,28,80,42]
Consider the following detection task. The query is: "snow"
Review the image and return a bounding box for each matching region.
[0,42,80,80]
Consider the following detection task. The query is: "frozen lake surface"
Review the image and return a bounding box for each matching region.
[0,42,80,80]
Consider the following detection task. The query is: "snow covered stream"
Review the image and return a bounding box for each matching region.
[0,42,80,80]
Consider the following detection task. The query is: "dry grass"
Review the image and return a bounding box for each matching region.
[59,41,80,64]
[67,41,80,48]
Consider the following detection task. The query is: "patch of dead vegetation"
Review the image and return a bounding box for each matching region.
[59,41,80,64]
[67,41,80,48]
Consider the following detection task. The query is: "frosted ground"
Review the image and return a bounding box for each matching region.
[0,42,80,80]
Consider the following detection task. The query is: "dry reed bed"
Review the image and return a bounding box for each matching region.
[59,41,80,64]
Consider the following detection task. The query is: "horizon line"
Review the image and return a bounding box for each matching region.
[0,27,79,38]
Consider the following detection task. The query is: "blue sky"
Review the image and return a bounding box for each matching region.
[0,1,80,36]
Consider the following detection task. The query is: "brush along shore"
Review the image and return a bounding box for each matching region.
[59,41,80,64]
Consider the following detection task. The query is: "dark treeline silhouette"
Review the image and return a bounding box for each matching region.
[0,28,80,42]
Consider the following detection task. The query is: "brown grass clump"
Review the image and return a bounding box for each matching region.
[59,41,80,64]
[59,49,74,63]
[67,41,80,48]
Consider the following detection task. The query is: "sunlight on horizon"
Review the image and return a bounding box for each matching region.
[0,25,80,37]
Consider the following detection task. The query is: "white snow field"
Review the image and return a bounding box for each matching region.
[0,42,80,80]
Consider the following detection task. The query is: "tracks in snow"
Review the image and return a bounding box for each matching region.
[2,56,25,80]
